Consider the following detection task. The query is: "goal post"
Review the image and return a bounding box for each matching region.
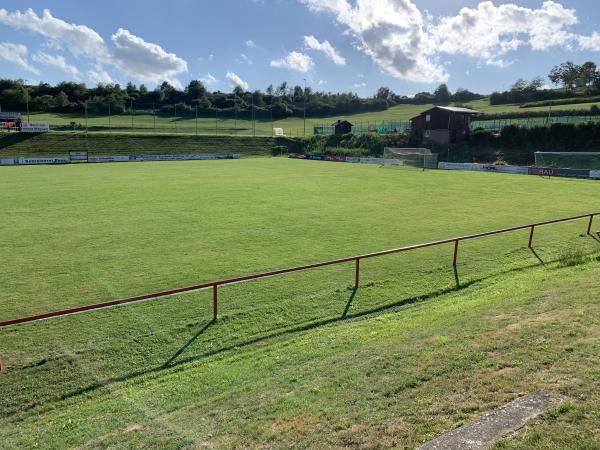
[535,152,600,170]
[383,148,439,169]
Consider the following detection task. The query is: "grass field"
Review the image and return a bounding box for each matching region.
[21,96,600,137]
[1,158,600,448]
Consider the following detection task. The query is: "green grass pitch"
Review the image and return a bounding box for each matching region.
[1,158,600,448]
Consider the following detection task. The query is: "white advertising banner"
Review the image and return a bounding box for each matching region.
[345,157,360,163]
[0,158,16,165]
[438,162,474,171]
[88,155,131,163]
[590,170,600,179]
[17,157,69,165]
[88,154,241,163]
[359,157,385,164]
[69,151,88,161]
[20,123,50,133]
[471,164,529,175]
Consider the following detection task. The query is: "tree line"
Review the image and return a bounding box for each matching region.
[0,78,483,119]
[490,60,600,105]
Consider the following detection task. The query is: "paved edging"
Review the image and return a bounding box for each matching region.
[418,391,566,450]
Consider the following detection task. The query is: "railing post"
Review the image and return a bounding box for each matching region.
[213,285,218,321]
[355,258,360,289]
[453,240,459,266]
[528,225,535,248]
[588,215,594,235]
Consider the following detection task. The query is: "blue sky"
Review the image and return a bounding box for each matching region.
[0,0,599,95]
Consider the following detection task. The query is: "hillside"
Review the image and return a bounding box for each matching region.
[13,95,599,138]
[1,249,599,448]
[0,132,300,157]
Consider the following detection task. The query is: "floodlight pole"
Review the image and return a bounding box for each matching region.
[25,84,30,123]
[303,78,307,137]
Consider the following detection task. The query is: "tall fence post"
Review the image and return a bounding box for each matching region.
[528,225,535,248]
[355,258,360,289]
[588,215,594,235]
[453,240,459,266]
[152,103,156,131]
[213,285,218,321]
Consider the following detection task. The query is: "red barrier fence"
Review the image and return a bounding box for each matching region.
[0,212,598,329]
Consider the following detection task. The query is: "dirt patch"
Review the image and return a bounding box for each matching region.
[123,423,146,433]
[270,412,321,436]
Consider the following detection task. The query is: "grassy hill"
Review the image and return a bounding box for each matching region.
[1,159,600,447]
[18,96,600,138]
[0,132,300,158]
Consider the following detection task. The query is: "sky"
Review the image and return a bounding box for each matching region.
[0,0,599,96]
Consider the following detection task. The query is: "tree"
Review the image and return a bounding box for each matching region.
[275,82,288,96]
[549,62,580,91]
[126,82,137,96]
[433,84,451,104]
[376,87,391,101]
[53,91,70,108]
[185,80,207,101]
[579,62,597,88]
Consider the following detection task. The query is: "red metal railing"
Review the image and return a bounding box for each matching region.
[0,212,597,329]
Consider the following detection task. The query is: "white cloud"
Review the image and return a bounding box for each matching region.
[32,51,80,77]
[300,0,600,83]
[431,1,579,66]
[111,28,188,84]
[0,8,188,86]
[318,79,328,85]
[0,42,40,74]
[301,0,447,82]
[353,82,366,88]
[237,53,253,65]
[270,51,314,72]
[226,71,249,90]
[0,8,109,61]
[200,73,218,87]
[578,32,600,51]
[87,67,115,85]
[303,35,346,65]
[245,39,256,48]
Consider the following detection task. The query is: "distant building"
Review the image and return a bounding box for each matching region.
[332,120,353,135]
[410,106,479,145]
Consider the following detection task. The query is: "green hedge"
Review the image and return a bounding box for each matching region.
[520,96,600,108]
[442,123,600,165]
[299,133,410,156]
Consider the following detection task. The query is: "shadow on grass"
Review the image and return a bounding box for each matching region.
[453,266,460,288]
[529,248,546,266]
[342,288,358,319]
[6,240,600,417]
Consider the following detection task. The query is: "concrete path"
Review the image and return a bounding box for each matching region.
[418,391,565,450]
